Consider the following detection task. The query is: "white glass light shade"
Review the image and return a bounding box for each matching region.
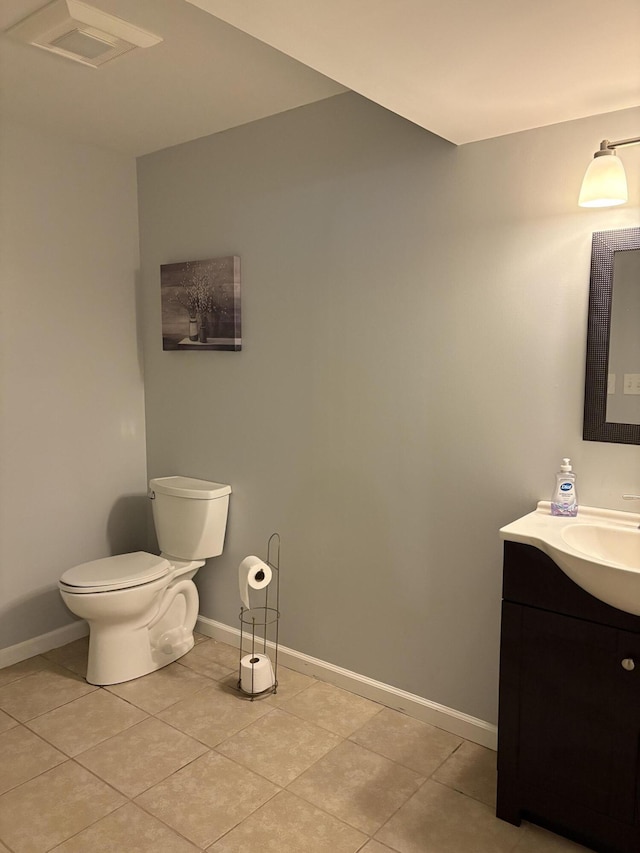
[578,152,628,207]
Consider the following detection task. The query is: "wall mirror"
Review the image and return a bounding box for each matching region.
[583,226,640,444]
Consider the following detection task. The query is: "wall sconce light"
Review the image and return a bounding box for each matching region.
[579,137,640,207]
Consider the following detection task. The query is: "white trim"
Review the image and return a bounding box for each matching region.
[0,615,497,751]
[196,615,497,750]
[0,621,88,669]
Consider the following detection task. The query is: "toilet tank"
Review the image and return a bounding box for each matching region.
[149,476,231,560]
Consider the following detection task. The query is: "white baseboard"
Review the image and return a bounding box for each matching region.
[1,615,496,751]
[196,615,497,750]
[0,621,89,669]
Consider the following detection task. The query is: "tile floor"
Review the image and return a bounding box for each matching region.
[0,634,589,853]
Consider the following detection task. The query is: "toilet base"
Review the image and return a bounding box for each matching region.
[81,576,200,685]
[60,562,202,686]
[86,623,195,685]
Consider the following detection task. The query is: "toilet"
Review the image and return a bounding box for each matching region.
[59,476,231,686]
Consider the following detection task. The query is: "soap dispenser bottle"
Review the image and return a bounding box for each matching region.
[551,458,578,517]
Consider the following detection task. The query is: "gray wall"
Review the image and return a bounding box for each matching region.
[0,120,148,648]
[137,93,640,724]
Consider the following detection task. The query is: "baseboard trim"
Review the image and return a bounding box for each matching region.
[196,615,497,750]
[0,616,496,751]
[0,621,89,669]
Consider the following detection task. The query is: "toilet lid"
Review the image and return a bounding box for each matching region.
[60,552,170,592]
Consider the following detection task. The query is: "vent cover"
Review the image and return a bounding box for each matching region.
[5,0,162,68]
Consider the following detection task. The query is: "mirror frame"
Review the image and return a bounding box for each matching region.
[583,226,640,444]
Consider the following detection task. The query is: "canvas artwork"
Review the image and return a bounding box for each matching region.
[160,256,241,351]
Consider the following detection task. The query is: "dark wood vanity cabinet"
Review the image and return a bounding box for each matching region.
[497,541,640,853]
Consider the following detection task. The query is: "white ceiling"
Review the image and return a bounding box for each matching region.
[187,0,640,145]
[1,0,639,155]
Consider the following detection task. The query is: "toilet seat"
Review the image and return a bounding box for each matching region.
[59,552,170,594]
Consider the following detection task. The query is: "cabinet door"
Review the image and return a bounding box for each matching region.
[517,606,639,824]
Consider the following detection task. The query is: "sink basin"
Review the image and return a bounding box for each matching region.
[500,502,640,616]
[561,524,640,570]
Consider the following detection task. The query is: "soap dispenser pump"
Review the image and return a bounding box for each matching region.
[551,458,578,517]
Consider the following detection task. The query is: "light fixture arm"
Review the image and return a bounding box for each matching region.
[599,136,640,153]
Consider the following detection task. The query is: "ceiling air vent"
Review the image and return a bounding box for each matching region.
[5,0,163,68]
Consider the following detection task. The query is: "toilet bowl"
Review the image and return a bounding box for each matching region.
[59,476,231,686]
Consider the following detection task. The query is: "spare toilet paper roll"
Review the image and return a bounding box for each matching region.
[240,653,275,694]
[238,555,272,610]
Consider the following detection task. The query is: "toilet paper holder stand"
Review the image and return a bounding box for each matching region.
[237,532,280,700]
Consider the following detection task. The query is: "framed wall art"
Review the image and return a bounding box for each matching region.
[160,256,241,351]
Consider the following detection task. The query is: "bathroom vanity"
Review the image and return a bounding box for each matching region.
[498,539,640,853]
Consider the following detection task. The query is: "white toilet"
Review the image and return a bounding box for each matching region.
[59,476,231,686]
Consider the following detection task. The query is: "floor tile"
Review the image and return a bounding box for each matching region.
[350,707,463,777]
[0,656,55,689]
[177,646,238,681]
[0,664,96,722]
[177,638,239,680]
[0,709,18,734]
[135,751,278,849]
[359,842,398,853]
[51,802,200,852]
[514,822,591,851]
[42,637,88,664]
[43,637,89,678]
[26,688,147,756]
[289,739,424,835]
[262,666,316,707]
[0,761,125,853]
[105,662,213,714]
[207,790,367,853]
[75,717,209,797]
[0,638,584,853]
[0,726,66,794]
[432,739,497,807]
[280,680,382,737]
[375,779,521,853]
[216,707,341,786]
[64,658,88,679]
[158,682,271,747]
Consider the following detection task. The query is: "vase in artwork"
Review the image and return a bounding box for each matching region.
[189,316,198,341]
[198,315,207,343]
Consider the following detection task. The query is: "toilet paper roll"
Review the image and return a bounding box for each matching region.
[238,555,272,610]
[240,653,275,694]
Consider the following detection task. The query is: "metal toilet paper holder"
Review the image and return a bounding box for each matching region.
[237,532,280,700]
